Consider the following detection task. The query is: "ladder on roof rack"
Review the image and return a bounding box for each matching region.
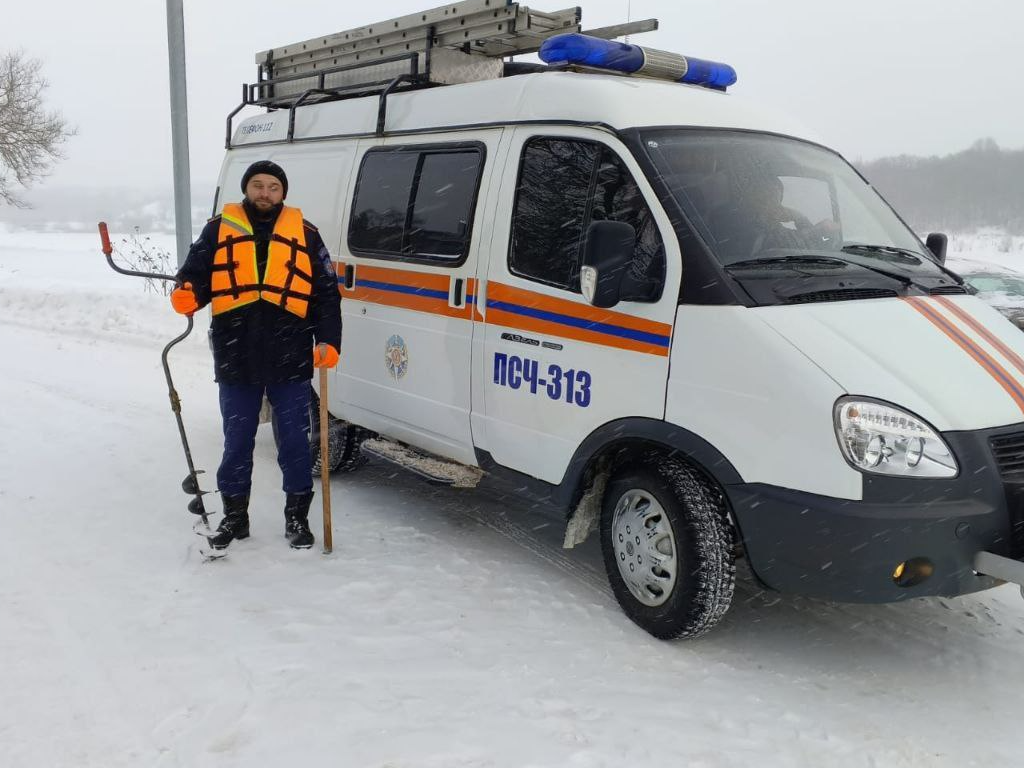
[226,0,656,146]
[251,0,658,105]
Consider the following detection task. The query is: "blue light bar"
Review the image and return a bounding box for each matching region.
[538,33,738,91]
[678,56,738,90]
[539,33,645,72]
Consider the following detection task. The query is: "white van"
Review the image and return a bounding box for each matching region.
[216,3,1024,638]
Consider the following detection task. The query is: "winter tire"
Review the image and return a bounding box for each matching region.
[600,458,736,640]
[308,388,366,476]
[271,387,366,476]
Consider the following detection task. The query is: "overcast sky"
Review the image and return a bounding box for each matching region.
[4,0,1023,194]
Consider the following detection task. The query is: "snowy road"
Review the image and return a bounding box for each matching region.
[1,233,1023,767]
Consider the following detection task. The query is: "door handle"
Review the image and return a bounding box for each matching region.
[343,263,355,290]
[450,277,466,308]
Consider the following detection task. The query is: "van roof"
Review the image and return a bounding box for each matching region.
[230,71,820,148]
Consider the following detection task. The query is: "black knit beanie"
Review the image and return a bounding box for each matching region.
[241,160,288,199]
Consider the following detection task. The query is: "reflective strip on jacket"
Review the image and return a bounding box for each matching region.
[210,202,313,318]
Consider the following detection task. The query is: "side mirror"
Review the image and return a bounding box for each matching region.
[926,232,948,265]
[580,221,635,308]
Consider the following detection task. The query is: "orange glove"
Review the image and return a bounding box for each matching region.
[170,282,199,315]
[313,343,339,369]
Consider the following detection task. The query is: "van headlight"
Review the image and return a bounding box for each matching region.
[834,398,958,478]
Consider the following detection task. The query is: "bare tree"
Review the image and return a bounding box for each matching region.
[0,51,75,207]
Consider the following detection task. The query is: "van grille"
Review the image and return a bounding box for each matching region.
[783,288,898,304]
[991,431,1024,557]
[991,432,1024,481]
[930,286,969,295]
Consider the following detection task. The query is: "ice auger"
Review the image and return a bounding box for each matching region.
[97,223,220,550]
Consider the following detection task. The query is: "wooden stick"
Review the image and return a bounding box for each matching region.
[319,358,333,554]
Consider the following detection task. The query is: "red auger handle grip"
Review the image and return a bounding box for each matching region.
[98,222,112,256]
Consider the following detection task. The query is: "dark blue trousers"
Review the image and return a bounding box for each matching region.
[217,380,313,497]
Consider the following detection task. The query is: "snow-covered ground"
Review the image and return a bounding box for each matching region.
[2,230,1024,768]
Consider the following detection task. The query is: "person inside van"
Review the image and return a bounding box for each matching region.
[706,173,840,262]
[169,160,342,552]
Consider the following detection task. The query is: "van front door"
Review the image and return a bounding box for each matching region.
[474,128,681,483]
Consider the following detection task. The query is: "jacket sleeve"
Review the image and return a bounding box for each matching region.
[305,225,342,351]
[174,219,220,308]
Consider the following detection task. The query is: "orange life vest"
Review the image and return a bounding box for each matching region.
[210,203,312,318]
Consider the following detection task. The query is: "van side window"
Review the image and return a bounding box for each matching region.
[510,137,665,300]
[349,145,484,263]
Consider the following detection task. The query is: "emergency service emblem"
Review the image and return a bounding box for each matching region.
[385,334,409,380]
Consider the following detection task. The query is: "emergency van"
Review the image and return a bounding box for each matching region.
[215,1,1024,639]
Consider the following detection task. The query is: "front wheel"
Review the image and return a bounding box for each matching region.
[600,459,736,640]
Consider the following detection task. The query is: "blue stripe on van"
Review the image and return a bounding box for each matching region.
[486,299,671,347]
[349,278,477,305]
[356,279,449,302]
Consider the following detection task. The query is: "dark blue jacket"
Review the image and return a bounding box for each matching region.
[176,200,342,385]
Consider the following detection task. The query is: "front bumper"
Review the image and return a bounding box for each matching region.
[725,423,1024,603]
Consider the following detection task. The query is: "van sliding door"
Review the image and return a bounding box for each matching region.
[334,133,503,465]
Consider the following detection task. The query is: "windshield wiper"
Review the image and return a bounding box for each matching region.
[843,242,968,286]
[726,253,914,287]
[841,243,926,263]
[726,255,848,270]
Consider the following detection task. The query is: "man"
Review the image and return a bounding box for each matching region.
[709,174,838,262]
[170,160,341,551]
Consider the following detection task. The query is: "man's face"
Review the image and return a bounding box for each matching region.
[245,174,284,211]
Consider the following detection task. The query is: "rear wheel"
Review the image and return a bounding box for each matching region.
[309,388,366,476]
[600,458,735,640]
[271,387,366,476]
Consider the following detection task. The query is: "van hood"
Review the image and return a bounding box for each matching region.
[754,295,1024,432]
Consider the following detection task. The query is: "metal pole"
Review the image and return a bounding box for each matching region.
[166,0,192,266]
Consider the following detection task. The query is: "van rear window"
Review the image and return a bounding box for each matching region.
[348,145,484,263]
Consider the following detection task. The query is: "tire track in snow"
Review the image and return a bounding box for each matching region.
[347,461,615,601]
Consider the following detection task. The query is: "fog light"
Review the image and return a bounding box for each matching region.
[892,557,935,588]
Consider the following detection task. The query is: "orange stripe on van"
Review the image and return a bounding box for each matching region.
[903,297,1024,416]
[488,283,672,339]
[337,262,476,320]
[932,295,1024,382]
[333,263,672,356]
[485,282,672,357]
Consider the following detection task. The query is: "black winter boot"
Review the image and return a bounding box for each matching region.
[208,494,250,550]
[284,491,315,549]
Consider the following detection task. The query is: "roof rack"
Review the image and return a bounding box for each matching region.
[226,0,657,146]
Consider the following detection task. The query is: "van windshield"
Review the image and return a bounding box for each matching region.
[641,129,929,268]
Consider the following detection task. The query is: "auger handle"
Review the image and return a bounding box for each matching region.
[97,221,181,287]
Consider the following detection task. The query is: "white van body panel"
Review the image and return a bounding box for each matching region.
[667,305,862,500]
[231,72,819,147]
[215,143,357,252]
[756,296,1024,433]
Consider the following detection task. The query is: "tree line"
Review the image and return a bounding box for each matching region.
[857,139,1024,235]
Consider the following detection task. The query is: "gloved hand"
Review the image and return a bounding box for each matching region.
[170,282,198,315]
[313,343,339,369]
